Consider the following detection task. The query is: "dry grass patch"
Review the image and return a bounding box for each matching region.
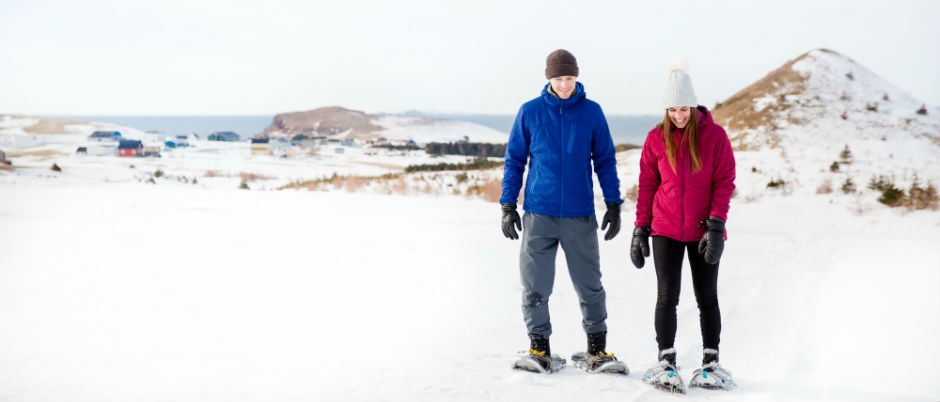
[20,117,88,135]
[713,51,816,149]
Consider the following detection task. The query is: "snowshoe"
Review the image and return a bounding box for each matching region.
[642,348,686,394]
[571,351,629,375]
[689,348,736,390]
[512,334,565,373]
[689,362,736,390]
[513,349,566,373]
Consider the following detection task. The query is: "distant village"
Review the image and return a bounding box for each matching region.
[71,129,429,160]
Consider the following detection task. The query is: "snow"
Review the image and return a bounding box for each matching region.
[2,71,940,402]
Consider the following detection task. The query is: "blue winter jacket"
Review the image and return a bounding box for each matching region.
[500,82,622,217]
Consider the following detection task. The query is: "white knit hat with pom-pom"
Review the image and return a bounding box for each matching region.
[663,57,697,109]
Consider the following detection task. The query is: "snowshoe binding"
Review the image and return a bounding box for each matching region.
[689,349,736,390]
[512,334,565,373]
[571,331,629,374]
[642,348,686,394]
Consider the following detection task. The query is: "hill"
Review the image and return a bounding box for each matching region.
[259,106,508,144]
[709,48,940,206]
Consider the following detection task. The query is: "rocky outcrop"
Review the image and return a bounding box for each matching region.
[259,106,383,139]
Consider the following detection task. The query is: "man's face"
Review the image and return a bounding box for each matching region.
[549,76,577,99]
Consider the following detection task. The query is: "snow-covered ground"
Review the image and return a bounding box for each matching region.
[1,110,939,401]
[1,181,937,402]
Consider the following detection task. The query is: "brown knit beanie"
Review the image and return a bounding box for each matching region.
[545,49,579,79]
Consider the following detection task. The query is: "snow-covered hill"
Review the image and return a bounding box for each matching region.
[258,105,509,144]
[708,48,940,206]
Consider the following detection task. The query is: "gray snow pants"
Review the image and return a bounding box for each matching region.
[519,212,608,337]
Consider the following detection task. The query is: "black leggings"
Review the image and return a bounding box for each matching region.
[652,236,721,351]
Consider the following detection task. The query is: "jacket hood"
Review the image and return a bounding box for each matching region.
[695,105,714,127]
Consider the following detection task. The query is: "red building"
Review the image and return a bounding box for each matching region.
[117,140,143,157]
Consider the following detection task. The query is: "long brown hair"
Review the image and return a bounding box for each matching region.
[656,109,702,173]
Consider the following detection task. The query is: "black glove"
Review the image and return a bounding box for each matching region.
[501,203,522,240]
[697,217,725,265]
[630,226,651,268]
[600,203,621,241]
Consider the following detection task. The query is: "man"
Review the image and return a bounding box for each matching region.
[500,49,624,373]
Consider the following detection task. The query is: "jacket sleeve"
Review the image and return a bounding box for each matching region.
[500,105,530,205]
[635,130,661,227]
[591,106,623,205]
[708,127,736,221]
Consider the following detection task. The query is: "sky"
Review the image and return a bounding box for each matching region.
[1,0,938,116]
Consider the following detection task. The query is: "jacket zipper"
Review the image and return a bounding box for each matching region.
[559,105,565,217]
[678,131,687,239]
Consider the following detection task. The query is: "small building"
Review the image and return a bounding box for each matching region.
[208,131,240,142]
[141,144,161,157]
[251,138,272,155]
[0,149,10,165]
[88,131,122,142]
[117,140,143,157]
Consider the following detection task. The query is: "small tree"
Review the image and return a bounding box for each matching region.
[868,174,890,191]
[839,145,853,165]
[916,104,928,116]
[878,184,904,207]
[829,161,840,172]
[841,177,856,194]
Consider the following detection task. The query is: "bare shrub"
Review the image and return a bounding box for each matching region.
[817,179,833,194]
[467,178,503,202]
[903,177,939,211]
[240,171,275,182]
[624,184,639,202]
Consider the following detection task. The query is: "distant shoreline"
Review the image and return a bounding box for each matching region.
[53,113,658,146]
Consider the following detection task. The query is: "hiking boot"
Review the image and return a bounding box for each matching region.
[586,331,617,370]
[527,333,552,371]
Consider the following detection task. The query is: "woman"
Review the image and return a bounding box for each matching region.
[630,60,737,392]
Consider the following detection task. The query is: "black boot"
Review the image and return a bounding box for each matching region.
[528,333,552,370]
[658,347,678,369]
[586,331,617,370]
[702,348,719,366]
[587,331,606,355]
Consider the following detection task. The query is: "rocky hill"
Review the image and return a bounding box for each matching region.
[258,106,508,144]
[710,48,940,204]
[259,106,383,139]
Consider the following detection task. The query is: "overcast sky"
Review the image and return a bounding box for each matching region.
[1,0,937,116]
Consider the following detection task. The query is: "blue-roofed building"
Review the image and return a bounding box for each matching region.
[88,131,122,142]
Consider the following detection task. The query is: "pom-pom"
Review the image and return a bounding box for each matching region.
[667,57,689,73]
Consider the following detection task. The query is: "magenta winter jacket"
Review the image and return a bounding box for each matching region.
[635,106,736,242]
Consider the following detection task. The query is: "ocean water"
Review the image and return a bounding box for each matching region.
[414,113,659,146]
[63,115,274,139]
[64,113,658,146]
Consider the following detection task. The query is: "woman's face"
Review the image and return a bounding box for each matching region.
[667,106,692,129]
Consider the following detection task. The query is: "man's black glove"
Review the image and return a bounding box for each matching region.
[501,203,522,240]
[630,226,651,269]
[697,217,725,265]
[601,203,621,241]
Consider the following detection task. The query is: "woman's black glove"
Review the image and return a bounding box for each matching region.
[697,217,725,265]
[601,203,621,241]
[501,203,522,240]
[630,226,651,268]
